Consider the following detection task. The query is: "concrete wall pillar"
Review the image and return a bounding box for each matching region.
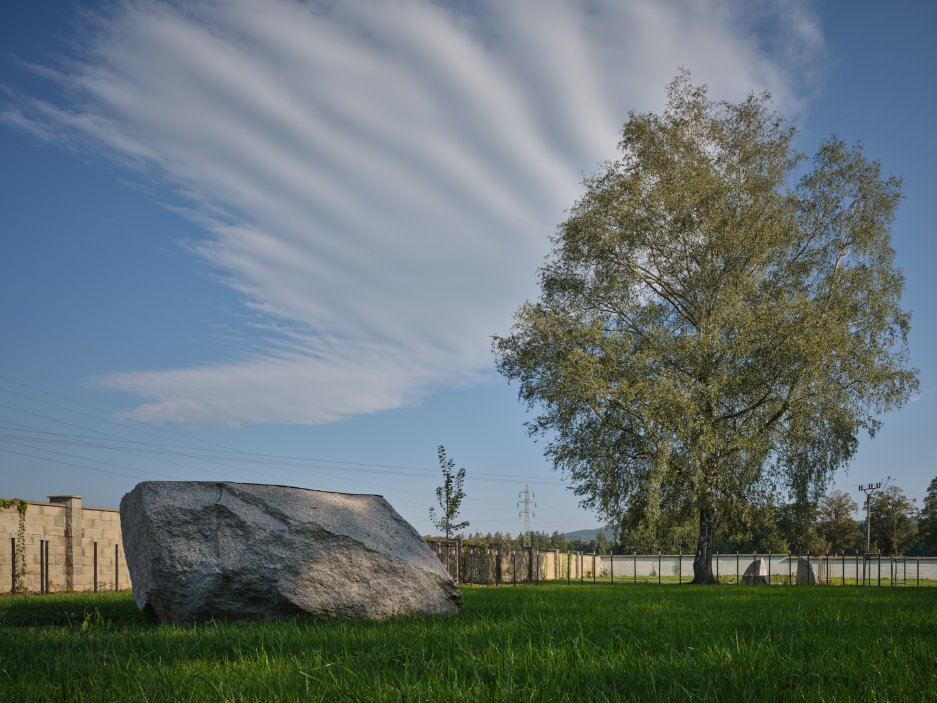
[48,495,82,591]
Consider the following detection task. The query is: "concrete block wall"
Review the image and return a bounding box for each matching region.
[1,496,130,594]
[555,551,604,580]
[80,507,131,592]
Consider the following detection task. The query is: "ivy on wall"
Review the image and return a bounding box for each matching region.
[1,498,28,593]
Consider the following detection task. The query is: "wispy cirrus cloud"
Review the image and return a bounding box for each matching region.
[3,0,824,425]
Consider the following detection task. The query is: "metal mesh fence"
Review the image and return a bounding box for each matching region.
[425,541,937,587]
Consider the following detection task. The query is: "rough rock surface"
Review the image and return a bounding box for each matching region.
[742,558,769,585]
[795,557,818,585]
[120,481,462,623]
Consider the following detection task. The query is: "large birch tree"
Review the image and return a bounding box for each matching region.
[493,73,918,583]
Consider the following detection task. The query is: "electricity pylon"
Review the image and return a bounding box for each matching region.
[518,484,536,547]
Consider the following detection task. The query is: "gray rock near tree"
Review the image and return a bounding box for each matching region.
[120,481,463,624]
[742,558,769,585]
[796,557,818,585]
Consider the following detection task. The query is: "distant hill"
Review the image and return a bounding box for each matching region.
[564,527,615,542]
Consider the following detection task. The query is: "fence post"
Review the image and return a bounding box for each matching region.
[678,550,682,584]
[917,559,920,587]
[10,538,15,595]
[842,550,845,586]
[611,553,614,584]
[593,553,596,584]
[633,551,636,584]
[736,550,739,585]
[45,539,50,593]
[658,551,661,585]
[716,551,720,582]
[513,549,517,586]
[788,553,792,585]
[567,550,570,584]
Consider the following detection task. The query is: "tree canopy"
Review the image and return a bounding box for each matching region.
[817,490,862,553]
[869,485,918,555]
[493,72,918,583]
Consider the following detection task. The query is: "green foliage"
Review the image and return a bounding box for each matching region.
[493,71,918,581]
[1,498,28,593]
[919,477,937,554]
[3,587,937,701]
[776,501,824,554]
[718,499,789,554]
[870,485,918,555]
[80,607,112,632]
[549,530,568,551]
[816,490,862,553]
[594,530,610,554]
[0,498,28,512]
[618,518,698,554]
[428,445,469,540]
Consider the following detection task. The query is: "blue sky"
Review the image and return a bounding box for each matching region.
[1,0,934,536]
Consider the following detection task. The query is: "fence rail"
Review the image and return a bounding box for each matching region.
[425,541,937,587]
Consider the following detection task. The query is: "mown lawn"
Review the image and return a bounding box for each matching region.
[1,584,935,701]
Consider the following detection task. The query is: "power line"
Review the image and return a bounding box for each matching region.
[0,405,241,473]
[2,439,180,481]
[0,411,565,485]
[0,376,234,451]
[0,376,569,505]
[0,445,166,482]
[0,430,558,485]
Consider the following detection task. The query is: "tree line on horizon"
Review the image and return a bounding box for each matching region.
[429,477,937,557]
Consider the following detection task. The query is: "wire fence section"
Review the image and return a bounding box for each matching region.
[425,541,937,587]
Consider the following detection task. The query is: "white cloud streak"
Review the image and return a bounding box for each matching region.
[4,0,824,424]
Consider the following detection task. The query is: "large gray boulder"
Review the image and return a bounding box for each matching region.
[796,556,818,585]
[742,558,769,585]
[120,481,462,623]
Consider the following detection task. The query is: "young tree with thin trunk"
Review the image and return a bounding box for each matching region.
[429,445,469,540]
[493,71,918,584]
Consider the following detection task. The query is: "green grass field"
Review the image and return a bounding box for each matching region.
[2,584,936,701]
